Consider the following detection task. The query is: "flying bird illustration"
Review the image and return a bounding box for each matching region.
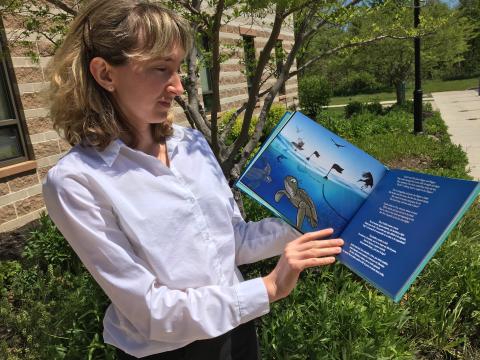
[358,172,374,190]
[331,138,346,148]
[291,138,305,151]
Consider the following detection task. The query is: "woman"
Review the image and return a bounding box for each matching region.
[43,0,344,359]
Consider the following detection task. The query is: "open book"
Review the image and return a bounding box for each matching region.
[235,111,480,302]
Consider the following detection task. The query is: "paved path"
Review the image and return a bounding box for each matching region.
[431,90,480,180]
[325,98,434,108]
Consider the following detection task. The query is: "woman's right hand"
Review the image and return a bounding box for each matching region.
[262,228,343,303]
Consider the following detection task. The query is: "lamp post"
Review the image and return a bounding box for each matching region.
[413,0,423,133]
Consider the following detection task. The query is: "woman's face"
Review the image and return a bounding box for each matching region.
[109,46,185,132]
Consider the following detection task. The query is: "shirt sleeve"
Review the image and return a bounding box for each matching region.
[43,168,269,344]
[231,198,301,265]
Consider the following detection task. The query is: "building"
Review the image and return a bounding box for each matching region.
[0,9,299,233]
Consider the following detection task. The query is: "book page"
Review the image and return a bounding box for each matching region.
[338,169,479,301]
[237,112,387,235]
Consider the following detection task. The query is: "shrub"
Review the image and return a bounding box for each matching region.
[264,103,287,137]
[221,103,287,145]
[298,75,331,118]
[364,101,383,116]
[22,213,78,272]
[345,100,383,119]
[344,101,364,118]
[333,72,384,96]
[1,215,115,360]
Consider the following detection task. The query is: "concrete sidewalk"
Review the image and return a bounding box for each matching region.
[431,90,480,180]
[325,97,434,108]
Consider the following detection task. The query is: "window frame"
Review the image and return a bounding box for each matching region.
[275,40,286,96]
[199,35,215,113]
[0,19,33,168]
[242,35,256,95]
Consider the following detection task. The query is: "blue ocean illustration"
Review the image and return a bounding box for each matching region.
[240,112,387,235]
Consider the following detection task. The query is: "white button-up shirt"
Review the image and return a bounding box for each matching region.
[43,124,299,358]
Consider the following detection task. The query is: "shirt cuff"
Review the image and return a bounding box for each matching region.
[234,277,270,324]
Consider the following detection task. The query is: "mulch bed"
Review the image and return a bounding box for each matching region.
[385,155,432,171]
[0,219,40,261]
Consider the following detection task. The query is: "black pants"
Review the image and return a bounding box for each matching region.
[116,320,260,360]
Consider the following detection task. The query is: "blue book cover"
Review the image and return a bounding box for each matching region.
[235,111,480,302]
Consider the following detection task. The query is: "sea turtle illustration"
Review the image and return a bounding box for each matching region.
[274,175,318,229]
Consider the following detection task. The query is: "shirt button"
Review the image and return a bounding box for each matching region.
[153,281,160,288]
[188,197,195,203]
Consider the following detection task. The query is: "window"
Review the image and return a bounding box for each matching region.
[0,23,31,168]
[275,40,286,96]
[199,35,214,113]
[242,35,256,95]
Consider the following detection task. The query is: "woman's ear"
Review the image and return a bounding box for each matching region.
[89,57,115,92]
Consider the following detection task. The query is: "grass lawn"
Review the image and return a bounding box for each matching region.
[329,77,479,105]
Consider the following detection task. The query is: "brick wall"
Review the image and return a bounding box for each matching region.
[0,11,298,233]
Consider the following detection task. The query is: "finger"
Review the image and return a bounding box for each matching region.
[300,256,336,269]
[296,238,344,251]
[297,246,342,260]
[296,228,334,244]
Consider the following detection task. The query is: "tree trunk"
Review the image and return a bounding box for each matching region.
[232,187,246,219]
[395,80,406,105]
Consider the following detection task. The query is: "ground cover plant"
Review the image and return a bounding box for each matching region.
[1,104,479,359]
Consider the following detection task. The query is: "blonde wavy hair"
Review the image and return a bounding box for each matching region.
[48,0,193,150]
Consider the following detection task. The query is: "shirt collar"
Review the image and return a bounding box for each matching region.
[95,124,191,167]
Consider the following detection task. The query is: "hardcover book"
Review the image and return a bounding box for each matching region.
[235,111,480,302]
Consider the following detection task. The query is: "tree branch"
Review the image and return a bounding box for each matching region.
[44,0,77,16]
[228,5,319,177]
[290,34,411,78]
[175,95,212,140]
[208,0,225,157]
[222,3,286,174]
[176,0,211,27]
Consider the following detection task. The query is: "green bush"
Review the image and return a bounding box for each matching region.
[344,100,384,119]
[221,103,287,145]
[22,213,78,272]
[333,72,384,96]
[344,101,364,118]
[0,215,115,360]
[264,103,286,136]
[364,101,383,116]
[298,76,331,118]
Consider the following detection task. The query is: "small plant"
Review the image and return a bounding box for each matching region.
[22,212,78,272]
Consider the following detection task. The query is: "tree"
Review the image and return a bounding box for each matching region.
[303,0,476,104]
[456,0,480,78]
[0,0,447,186]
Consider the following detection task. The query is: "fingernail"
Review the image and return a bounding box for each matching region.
[339,239,344,245]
